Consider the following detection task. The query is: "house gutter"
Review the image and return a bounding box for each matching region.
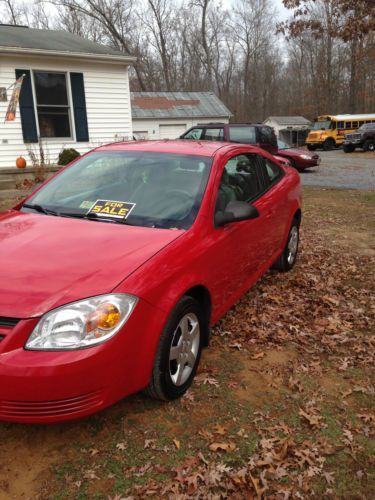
[0,46,137,65]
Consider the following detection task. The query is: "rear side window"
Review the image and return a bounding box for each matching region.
[183,128,203,139]
[228,126,256,144]
[263,158,283,185]
[203,128,224,141]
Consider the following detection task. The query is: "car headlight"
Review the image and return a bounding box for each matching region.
[25,294,138,350]
[300,155,312,160]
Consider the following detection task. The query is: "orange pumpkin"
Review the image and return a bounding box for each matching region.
[16,156,27,169]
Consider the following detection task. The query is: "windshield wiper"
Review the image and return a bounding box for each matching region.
[84,212,133,224]
[22,203,59,216]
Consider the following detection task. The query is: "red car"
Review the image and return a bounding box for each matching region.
[277,140,321,170]
[0,140,301,423]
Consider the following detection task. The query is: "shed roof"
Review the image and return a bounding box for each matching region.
[131,92,232,119]
[0,25,135,62]
[265,116,312,126]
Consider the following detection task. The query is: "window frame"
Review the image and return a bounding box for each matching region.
[31,70,75,141]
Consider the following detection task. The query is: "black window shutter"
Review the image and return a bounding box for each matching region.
[70,73,89,142]
[15,69,38,143]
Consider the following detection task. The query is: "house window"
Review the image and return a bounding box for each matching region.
[33,72,71,138]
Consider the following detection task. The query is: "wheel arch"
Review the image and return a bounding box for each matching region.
[293,208,302,226]
[184,285,212,347]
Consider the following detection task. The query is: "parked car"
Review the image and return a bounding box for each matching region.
[277,140,321,170]
[343,123,375,153]
[0,140,301,423]
[180,123,278,154]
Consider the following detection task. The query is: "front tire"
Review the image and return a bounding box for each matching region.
[145,296,203,401]
[363,139,375,152]
[323,138,335,151]
[343,144,355,153]
[273,219,300,272]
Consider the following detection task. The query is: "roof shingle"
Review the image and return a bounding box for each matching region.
[0,25,132,59]
[131,92,232,119]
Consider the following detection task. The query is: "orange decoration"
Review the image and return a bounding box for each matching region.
[16,156,27,169]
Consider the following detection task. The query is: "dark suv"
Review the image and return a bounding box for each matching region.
[344,123,375,153]
[180,123,278,155]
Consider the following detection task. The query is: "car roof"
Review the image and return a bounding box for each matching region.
[94,139,257,157]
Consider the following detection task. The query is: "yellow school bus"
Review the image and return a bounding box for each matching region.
[306,114,375,151]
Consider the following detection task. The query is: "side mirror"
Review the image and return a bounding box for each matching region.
[215,201,259,227]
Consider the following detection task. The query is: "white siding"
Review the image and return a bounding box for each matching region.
[132,116,229,140]
[0,54,132,168]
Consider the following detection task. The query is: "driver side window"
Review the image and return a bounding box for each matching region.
[215,154,263,214]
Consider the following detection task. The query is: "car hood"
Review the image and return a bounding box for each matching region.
[0,211,182,318]
[278,148,312,158]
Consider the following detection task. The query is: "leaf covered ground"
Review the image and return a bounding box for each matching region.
[0,187,374,499]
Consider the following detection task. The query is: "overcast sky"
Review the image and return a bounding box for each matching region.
[221,0,290,20]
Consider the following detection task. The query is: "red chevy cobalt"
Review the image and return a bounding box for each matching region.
[0,140,301,423]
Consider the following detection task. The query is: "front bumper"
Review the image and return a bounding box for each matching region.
[344,139,361,145]
[0,299,164,423]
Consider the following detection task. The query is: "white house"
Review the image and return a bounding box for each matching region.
[263,116,312,146]
[0,25,135,169]
[131,92,232,140]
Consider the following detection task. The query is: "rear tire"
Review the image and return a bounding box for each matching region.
[363,139,375,152]
[323,138,335,151]
[343,144,355,153]
[145,296,203,401]
[272,218,300,272]
[307,144,317,151]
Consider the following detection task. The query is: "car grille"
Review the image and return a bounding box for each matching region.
[346,133,361,140]
[0,391,104,419]
[0,317,20,328]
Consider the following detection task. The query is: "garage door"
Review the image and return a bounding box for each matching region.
[159,124,187,139]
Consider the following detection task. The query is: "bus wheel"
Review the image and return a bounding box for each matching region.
[323,138,335,151]
[343,144,355,153]
[307,144,317,151]
[363,139,375,152]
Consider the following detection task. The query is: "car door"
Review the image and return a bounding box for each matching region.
[203,152,273,311]
[254,155,291,259]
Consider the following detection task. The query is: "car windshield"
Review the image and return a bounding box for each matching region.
[358,123,375,131]
[277,139,292,150]
[311,120,331,130]
[22,151,212,230]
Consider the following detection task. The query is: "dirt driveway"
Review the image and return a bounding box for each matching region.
[300,150,375,190]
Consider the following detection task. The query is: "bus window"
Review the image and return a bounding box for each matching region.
[359,121,365,127]
[345,122,352,129]
[352,121,359,128]
[331,122,337,129]
[337,121,344,129]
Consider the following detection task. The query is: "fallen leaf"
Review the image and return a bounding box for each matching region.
[323,471,335,485]
[299,408,321,427]
[173,439,180,450]
[213,424,227,435]
[251,352,266,360]
[209,442,236,452]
